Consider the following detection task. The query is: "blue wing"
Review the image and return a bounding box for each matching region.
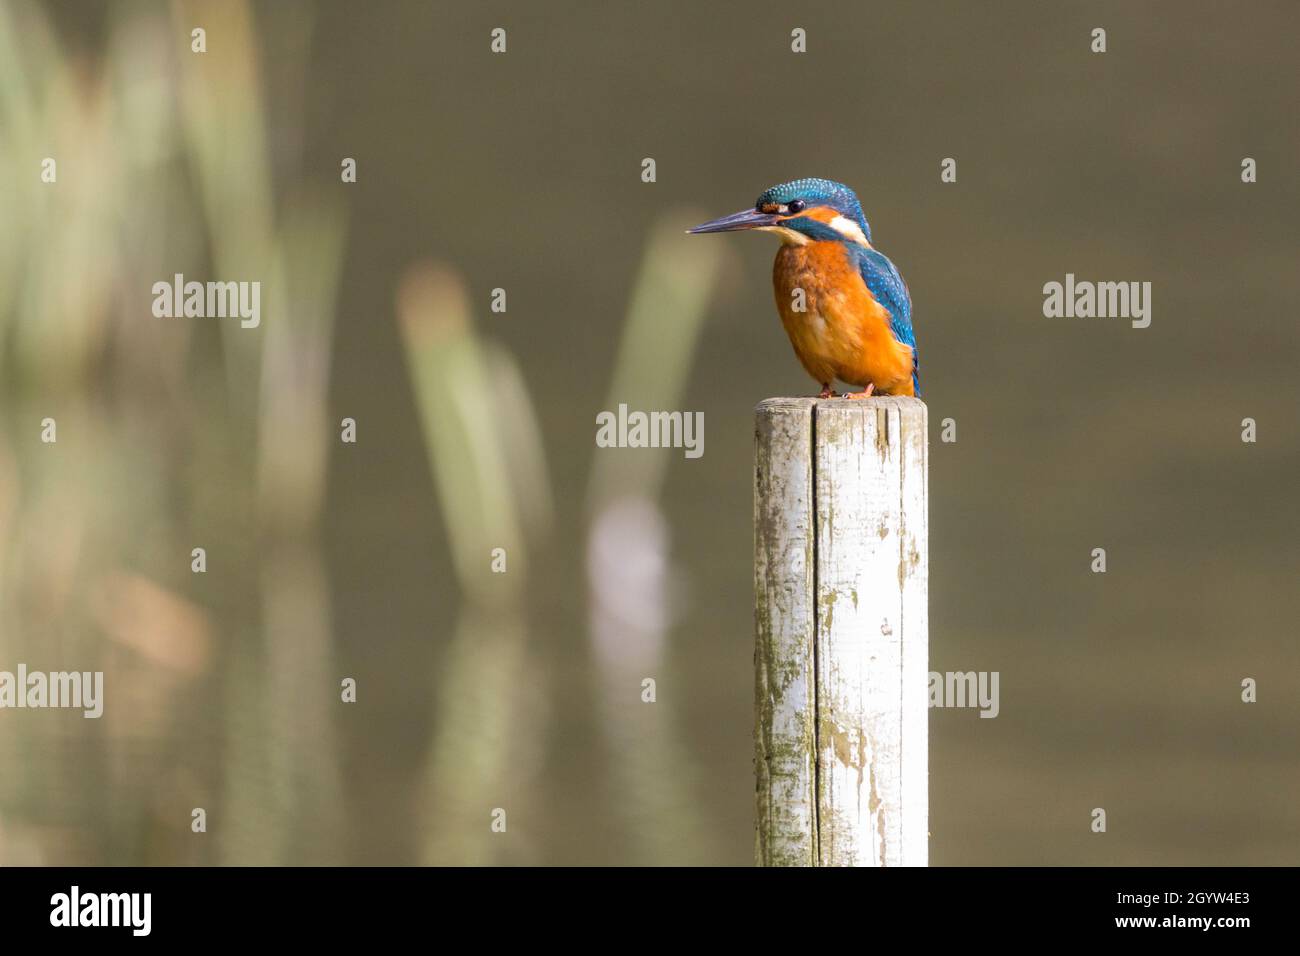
[852,246,919,395]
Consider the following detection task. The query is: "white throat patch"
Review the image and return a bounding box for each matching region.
[757,225,811,246]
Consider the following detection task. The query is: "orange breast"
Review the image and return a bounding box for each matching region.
[772,243,915,395]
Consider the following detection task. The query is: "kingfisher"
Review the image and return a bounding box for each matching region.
[688,177,918,398]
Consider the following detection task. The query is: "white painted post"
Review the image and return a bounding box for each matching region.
[755,397,928,866]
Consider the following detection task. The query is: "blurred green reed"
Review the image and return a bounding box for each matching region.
[585,215,729,864]
[0,0,346,864]
[397,264,553,864]
[396,217,729,865]
[588,215,730,512]
[0,0,730,865]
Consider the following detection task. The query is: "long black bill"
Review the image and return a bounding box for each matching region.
[686,207,779,234]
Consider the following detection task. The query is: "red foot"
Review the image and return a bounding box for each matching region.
[817,384,840,399]
[844,384,876,400]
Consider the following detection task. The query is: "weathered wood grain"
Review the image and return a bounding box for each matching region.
[754,398,817,866]
[755,396,928,867]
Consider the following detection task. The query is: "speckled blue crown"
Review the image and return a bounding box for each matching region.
[756,178,871,242]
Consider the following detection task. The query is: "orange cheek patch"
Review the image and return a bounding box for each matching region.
[776,205,837,225]
[779,205,869,245]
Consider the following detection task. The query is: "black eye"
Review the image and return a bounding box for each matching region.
[787,200,806,214]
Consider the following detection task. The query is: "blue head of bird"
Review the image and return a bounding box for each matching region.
[687,177,872,247]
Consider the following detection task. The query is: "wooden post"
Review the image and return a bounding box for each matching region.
[755,396,928,866]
